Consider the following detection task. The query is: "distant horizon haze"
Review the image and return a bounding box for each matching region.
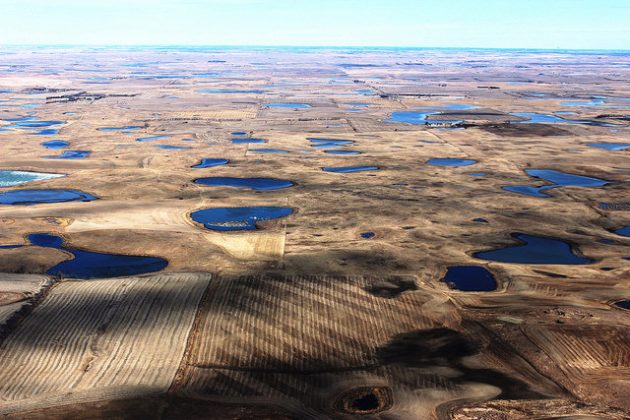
[1,0,629,50]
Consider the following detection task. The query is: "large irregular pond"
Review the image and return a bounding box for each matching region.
[503,169,609,198]
[191,206,293,231]
[386,104,478,124]
[511,112,616,127]
[0,170,65,187]
[442,266,497,291]
[0,189,96,205]
[28,233,167,278]
[194,177,294,191]
[474,233,593,265]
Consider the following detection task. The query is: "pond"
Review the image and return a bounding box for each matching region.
[249,148,289,153]
[231,138,266,144]
[587,143,630,151]
[511,112,616,127]
[427,158,477,167]
[322,166,379,173]
[28,233,167,278]
[265,103,311,109]
[474,233,593,265]
[192,158,229,168]
[45,150,91,159]
[136,135,170,142]
[0,189,96,205]
[97,125,142,131]
[614,226,630,237]
[194,177,294,191]
[41,140,70,149]
[0,170,65,187]
[191,206,293,231]
[442,266,497,291]
[503,169,608,198]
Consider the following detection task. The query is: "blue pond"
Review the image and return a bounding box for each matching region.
[387,104,478,124]
[428,158,477,167]
[442,266,497,291]
[3,117,36,123]
[35,129,60,136]
[265,103,311,109]
[250,148,289,153]
[325,150,361,155]
[0,170,65,187]
[41,140,69,149]
[194,177,294,191]
[560,98,606,107]
[136,135,170,142]
[468,172,486,177]
[474,233,593,265]
[154,145,191,150]
[231,131,248,136]
[97,125,142,131]
[511,113,615,126]
[0,189,96,205]
[560,97,630,109]
[28,233,167,279]
[503,169,609,198]
[322,166,379,173]
[231,138,266,144]
[192,158,229,168]
[46,150,91,159]
[614,300,630,310]
[360,232,375,239]
[197,89,266,94]
[308,138,354,148]
[13,120,64,128]
[614,226,630,237]
[191,207,293,231]
[587,143,630,151]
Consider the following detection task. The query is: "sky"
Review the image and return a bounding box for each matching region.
[1,0,630,49]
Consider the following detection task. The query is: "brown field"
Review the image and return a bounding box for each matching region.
[0,47,629,419]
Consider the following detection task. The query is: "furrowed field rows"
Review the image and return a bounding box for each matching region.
[0,273,211,414]
[175,274,464,404]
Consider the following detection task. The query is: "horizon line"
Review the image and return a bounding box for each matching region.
[2,44,630,53]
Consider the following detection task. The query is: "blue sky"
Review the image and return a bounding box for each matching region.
[1,0,629,49]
